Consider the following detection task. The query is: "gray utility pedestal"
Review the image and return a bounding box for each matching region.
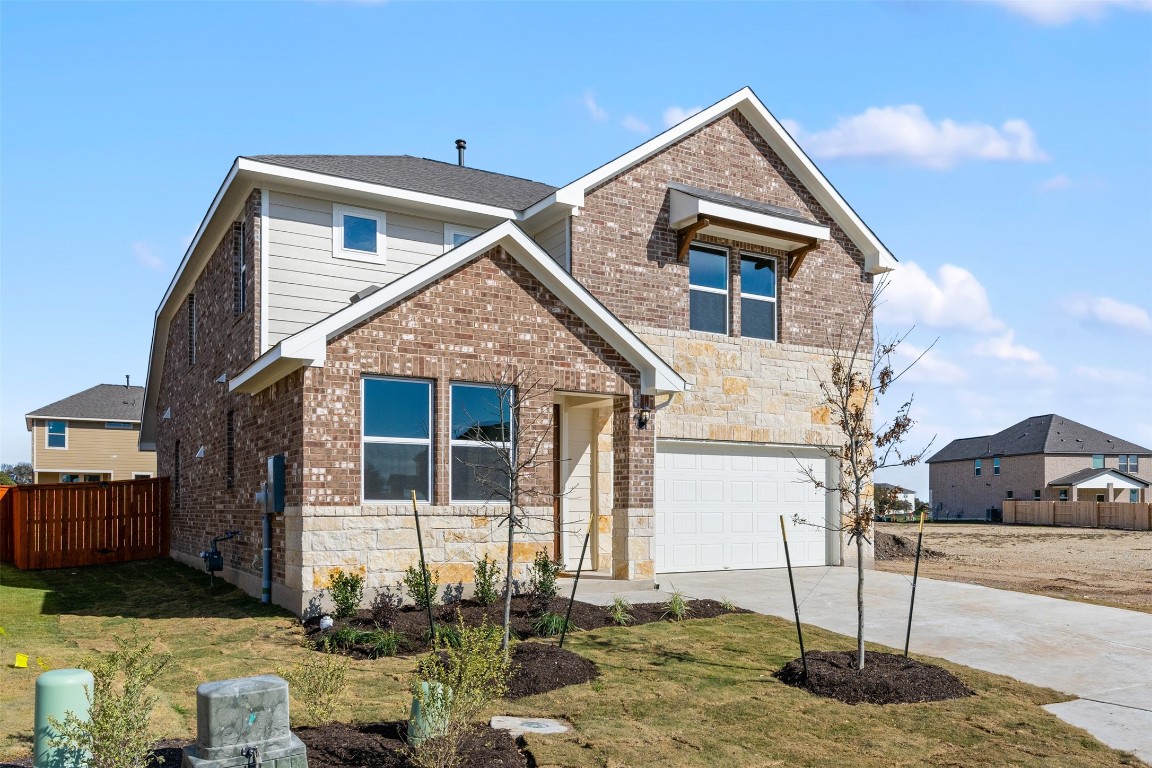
[182,675,307,768]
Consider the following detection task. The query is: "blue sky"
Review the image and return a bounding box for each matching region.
[2,1,1150,498]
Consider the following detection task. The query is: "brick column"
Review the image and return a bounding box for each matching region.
[611,394,655,581]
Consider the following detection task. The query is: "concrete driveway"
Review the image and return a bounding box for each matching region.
[561,567,1152,763]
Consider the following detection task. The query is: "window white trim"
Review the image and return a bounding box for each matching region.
[46,420,68,449]
[361,376,432,503]
[449,382,514,504]
[739,252,777,342]
[444,223,483,251]
[333,203,387,264]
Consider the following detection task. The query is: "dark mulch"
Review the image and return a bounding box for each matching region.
[306,595,746,658]
[296,721,532,768]
[508,641,599,699]
[775,650,974,705]
[874,531,946,561]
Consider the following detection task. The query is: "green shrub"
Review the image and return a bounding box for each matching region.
[663,589,692,621]
[720,597,736,611]
[608,596,633,626]
[428,623,462,649]
[527,550,562,601]
[327,568,365,619]
[532,612,576,637]
[364,629,402,658]
[327,625,367,650]
[472,554,502,606]
[412,612,509,733]
[50,629,171,768]
[278,652,349,725]
[404,564,441,609]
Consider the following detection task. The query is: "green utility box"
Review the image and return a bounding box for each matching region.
[34,668,94,768]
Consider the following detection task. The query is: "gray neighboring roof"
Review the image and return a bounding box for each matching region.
[927,414,1152,463]
[27,385,145,422]
[667,182,821,227]
[875,482,917,494]
[248,155,557,210]
[1048,468,1150,487]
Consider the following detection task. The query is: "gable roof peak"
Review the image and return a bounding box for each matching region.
[926,413,1151,463]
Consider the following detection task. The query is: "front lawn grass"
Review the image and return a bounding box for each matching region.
[1,559,1141,767]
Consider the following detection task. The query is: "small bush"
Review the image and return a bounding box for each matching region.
[527,551,562,602]
[404,564,441,609]
[720,597,736,611]
[370,584,403,628]
[441,582,464,606]
[327,568,365,619]
[532,612,576,637]
[364,629,402,658]
[327,625,367,650]
[278,652,348,725]
[50,628,171,768]
[663,589,692,621]
[608,596,633,626]
[473,554,502,606]
[428,623,462,649]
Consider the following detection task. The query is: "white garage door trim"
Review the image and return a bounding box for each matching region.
[654,440,838,573]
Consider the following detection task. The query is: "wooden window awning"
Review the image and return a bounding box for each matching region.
[669,184,830,279]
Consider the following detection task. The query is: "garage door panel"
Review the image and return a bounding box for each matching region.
[654,441,831,573]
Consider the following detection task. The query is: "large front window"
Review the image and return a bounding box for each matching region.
[688,245,728,334]
[451,383,512,502]
[363,377,431,502]
[740,255,776,341]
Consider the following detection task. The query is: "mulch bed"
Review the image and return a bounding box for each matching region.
[295,721,532,768]
[306,595,746,659]
[508,641,598,699]
[775,650,974,705]
[874,531,946,561]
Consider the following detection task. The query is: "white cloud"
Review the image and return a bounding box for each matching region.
[1071,365,1148,386]
[972,331,1042,363]
[984,0,1152,25]
[877,262,1003,333]
[786,105,1049,169]
[621,114,650,134]
[663,105,702,128]
[1067,295,1152,334]
[1037,173,1073,192]
[894,343,968,384]
[133,242,164,271]
[582,91,607,122]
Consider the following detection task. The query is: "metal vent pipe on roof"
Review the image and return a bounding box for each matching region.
[456,139,466,166]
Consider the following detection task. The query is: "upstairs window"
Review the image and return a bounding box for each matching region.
[740,255,777,341]
[974,459,982,477]
[233,221,247,315]
[1120,454,1139,473]
[46,421,67,448]
[688,244,728,334]
[106,422,133,429]
[993,457,1001,475]
[451,383,513,502]
[1092,454,1104,469]
[362,377,431,502]
[445,224,482,250]
[333,204,386,263]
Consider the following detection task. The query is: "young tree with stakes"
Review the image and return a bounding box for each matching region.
[796,281,934,671]
[455,364,563,657]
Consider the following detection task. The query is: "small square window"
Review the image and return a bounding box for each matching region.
[1005,490,1013,500]
[333,204,386,263]
[47,421,66,448]
[1092,454,1104,469]
[1033,489,1041,501]
[445,224,482,251]
[1059,489,1068,501]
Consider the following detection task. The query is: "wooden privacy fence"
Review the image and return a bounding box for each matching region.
[0,478,170,569]
[1003,500,1152,531]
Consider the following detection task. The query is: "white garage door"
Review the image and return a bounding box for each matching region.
[654,441,833,573]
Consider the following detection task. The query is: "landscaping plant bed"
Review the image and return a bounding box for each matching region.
[775,650,974,705]
[305,595,745,658]
[508,641,598,699]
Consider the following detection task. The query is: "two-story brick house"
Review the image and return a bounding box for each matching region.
[140,88,897,613]
[927,414,1151,519]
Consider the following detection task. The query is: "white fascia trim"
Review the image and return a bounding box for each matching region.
[534,87,897,275]
[235,221,686,396]
[26,416,141,426]
[668,189,830,242]
[238,158,519,220]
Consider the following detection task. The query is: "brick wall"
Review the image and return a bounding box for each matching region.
[155,190,307,594]
[570,109,872,349]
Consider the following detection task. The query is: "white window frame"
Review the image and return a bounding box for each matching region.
[739,252,777,342]
[444,223,483,252]
[361,376,432,503]
[1120,454,1139,474]
[46,420,67,449]
[333,203,387,264]
[450,382,514,504]
[688,243,729,335]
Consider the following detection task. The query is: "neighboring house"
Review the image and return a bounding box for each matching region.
[26,384,156,483]
[874,482,916,517]
[140,87,898,613]
[927,414,1151,519]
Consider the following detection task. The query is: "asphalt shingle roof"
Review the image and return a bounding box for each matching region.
[1047,467,1150,487]
[27,384,145,422]
[926,414,1152,463]
[667,182,821,227]
[248,155,557,210]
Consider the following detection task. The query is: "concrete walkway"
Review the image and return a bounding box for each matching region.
[560,567,1152,763]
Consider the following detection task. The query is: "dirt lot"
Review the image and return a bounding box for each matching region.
[875,522,1152,614]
